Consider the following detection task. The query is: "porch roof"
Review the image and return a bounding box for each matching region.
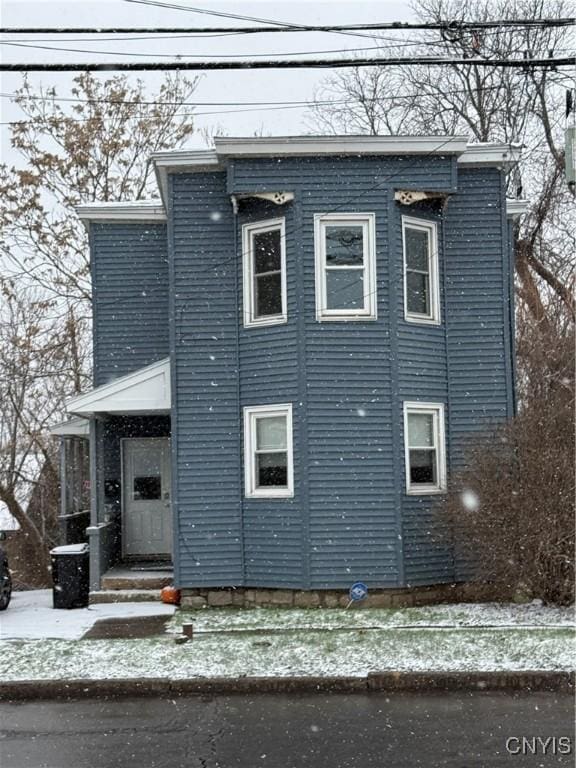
[66,358,171,417]
[49,416,90,437]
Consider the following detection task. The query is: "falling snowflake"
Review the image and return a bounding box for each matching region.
[461,489,480,512]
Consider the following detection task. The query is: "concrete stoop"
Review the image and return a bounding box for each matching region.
[92,565,174,602]
[89,589,165,604]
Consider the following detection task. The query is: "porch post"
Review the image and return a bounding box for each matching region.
[86,417,102,591]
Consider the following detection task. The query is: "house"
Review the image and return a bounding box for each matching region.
[52,135,526,606]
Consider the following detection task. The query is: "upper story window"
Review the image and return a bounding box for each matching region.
[402,216,440,325]
[243,404,294,498]
[242,218,287,328]
[314,213,377,321]
[403,402,446,494]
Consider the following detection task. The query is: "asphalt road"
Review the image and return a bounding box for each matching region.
[1,691,574,768]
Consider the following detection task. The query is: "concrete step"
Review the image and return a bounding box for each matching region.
[100,566,173,592]
[90,589,165,604]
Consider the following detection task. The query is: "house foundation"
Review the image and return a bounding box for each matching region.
[180,582,497,609]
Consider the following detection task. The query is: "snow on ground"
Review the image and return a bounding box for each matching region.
[0,594,573,681]
[1,627,574,681]
[0,590,175,640]
[170,602,576,633]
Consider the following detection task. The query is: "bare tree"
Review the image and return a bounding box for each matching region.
[0,73,200,579]
[0,284,74,583]
[307,0,575,331]
[0,72,199,308]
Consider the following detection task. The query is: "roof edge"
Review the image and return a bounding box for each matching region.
[214,135,469,157]
[506,199,530,218]
[459,143,522,168]
[75,201,166,222]
[67,357,171,417]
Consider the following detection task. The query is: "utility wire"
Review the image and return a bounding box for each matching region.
[0,41,412,59]
[0,83,521,126]
[0,18,573,34]
[0,81,547,108]
[121,0,575,32]
[1,56,573,72]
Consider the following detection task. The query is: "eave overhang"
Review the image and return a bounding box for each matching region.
[75,201,167,228]
[458,143,522,168]
[214,135,470,158]
[49,417,90,437]
[506,199,530,218]
[66,358,171,417]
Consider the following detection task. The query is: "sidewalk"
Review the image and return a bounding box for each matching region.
[1,591,574,693]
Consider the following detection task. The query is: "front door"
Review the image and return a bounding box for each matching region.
[122,438,172,558]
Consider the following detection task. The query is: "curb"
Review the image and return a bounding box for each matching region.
[0,672,573,700]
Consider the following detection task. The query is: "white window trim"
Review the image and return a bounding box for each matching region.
[402,216,441,326]
[403,401,447,495]
[243,403,294,498]
[242,218,287,328]
[314,212,377,321]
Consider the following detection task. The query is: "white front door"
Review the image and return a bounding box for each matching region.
[122,438,172,557]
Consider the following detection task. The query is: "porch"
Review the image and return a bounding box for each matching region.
[52,358,173,594]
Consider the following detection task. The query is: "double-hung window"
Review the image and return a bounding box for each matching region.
[242,218,286,327]
[402,216,440,325]
[314,213,377,320]
[403,402,446,494]
[244,404,293,498]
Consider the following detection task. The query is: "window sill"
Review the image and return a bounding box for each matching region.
[316,313,377,323]
[404,314,441,327]
[245,490,294,499]
[405,487,446,496]
[243,314,287,329]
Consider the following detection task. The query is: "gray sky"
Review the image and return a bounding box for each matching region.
[1,0,416,156]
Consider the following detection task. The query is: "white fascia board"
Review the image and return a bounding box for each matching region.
[506,199,530,218]
[75,201,166,222]
[214,135,469,157]
[66,358,171,417]
[459,143,522,168]
[49,417,90,437]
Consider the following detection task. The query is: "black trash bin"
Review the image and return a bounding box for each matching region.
[50,543,90,609]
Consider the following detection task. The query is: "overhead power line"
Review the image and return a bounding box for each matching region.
[0,82,507,108]
[0,83,514,126]
[0,41,398,59]
[1,56,573,73]
[0,19,573,34]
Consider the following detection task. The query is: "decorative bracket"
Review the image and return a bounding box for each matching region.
[395,190,448,206]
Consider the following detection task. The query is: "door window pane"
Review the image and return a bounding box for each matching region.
[254,229,281,274]
[132,446,162,500]
[256,452,288,487]
[256,416,287,451]
[326,269,364,310]
[325,226,364,266]
[133,476,162,500]
[255,272,282,317]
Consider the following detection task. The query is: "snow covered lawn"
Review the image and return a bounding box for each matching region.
[0,597,573,681]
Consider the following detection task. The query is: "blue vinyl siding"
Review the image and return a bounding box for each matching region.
[91,152,515,591]
[445,168,514,580]
[236,199,304,587]
[168,172,243,587]
[90,222,169,386]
